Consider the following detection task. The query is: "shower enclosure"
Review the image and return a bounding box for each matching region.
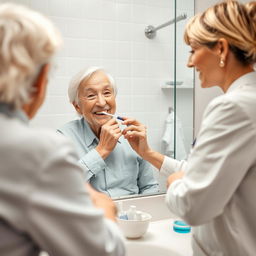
[144,0,194,163]
[141,0,195,191]
[172,0,195,160]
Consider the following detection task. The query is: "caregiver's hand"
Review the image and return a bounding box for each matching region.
[122,117,165,170]
[122,117,150,158]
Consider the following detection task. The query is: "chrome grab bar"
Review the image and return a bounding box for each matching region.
[145,13,187,39]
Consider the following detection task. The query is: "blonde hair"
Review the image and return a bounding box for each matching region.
[68,66,117,104]
[246,1,256,21]
[184,0,256,65]
[0,3,62,109]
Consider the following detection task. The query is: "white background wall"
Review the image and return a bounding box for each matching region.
[0,0,194,156]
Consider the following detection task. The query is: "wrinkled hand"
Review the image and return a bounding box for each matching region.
[167,171,184,188]
[86,184,117,221]
[96,118,122,159]
[122,118,150,158]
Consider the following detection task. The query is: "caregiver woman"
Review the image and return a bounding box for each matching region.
[122,1,256,255]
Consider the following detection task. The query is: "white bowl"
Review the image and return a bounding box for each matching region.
[117,212,152,239]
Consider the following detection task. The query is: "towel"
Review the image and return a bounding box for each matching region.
[162,111,187,160]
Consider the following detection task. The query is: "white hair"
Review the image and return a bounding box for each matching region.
[68,66,117,104]
[0,3,62,109]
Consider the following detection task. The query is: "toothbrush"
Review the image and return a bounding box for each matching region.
[97,111,124,121]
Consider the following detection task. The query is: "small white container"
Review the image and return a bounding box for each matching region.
[117,212,152,239]
[126,205,137,220]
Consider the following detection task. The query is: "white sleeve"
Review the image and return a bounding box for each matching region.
[165,97,256,226]
[26,135,125,256]
[160,156,187,176]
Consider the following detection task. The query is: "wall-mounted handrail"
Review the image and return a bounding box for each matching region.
[145,13,187,39]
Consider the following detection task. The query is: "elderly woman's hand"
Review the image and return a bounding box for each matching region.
[96,118,122,159]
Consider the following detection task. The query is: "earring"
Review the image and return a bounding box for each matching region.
[219,59,225,68]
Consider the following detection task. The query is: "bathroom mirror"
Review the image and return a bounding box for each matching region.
[8,0,194,199]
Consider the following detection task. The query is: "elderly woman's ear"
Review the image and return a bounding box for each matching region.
[72,101,82,115]
[35,64,50,94]
[22,63,50,119]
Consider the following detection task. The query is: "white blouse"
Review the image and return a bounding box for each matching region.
[164,72,256,256]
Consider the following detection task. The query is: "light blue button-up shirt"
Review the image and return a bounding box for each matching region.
[57,118,159,198]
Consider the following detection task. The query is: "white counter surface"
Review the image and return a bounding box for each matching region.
[125,218,193,256]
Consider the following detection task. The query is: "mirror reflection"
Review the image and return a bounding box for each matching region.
[57,67,159,198]
[10,0,195,198]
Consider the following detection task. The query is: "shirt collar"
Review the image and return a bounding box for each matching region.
[81,118,99,147]
[226,71,256,94]
[0,103,29,123]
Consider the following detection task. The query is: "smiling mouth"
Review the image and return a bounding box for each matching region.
[94,111,109,116]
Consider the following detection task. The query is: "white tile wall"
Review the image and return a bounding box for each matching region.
[1,0,194,158]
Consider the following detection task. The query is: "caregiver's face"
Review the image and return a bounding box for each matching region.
[187,40,222,88]
[75,70,116,134]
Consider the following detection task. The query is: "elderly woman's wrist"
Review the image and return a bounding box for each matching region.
[96,146,110,159]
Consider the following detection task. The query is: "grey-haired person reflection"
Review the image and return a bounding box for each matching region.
[0,3,125,256]
[57,66,159,198]
[122,1,256,255]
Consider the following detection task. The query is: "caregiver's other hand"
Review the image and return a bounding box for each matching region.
[167,171,184,188]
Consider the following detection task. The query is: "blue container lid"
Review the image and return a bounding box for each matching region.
[173,220,191,233]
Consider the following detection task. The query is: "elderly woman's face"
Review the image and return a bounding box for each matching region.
[187,40,223,88]
[75,71,116,133]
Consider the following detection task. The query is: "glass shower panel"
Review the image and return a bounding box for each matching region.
[142,0,194,191]
[160,0,194,161]
[173,0,195,160]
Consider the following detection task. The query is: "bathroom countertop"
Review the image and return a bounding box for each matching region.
[125,218,193,256]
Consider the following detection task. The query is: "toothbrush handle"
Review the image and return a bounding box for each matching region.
[116,116,124,121]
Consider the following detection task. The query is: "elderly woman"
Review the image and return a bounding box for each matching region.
[58,67,159,198]
[122,0,256,255]
[0,3,125,256]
